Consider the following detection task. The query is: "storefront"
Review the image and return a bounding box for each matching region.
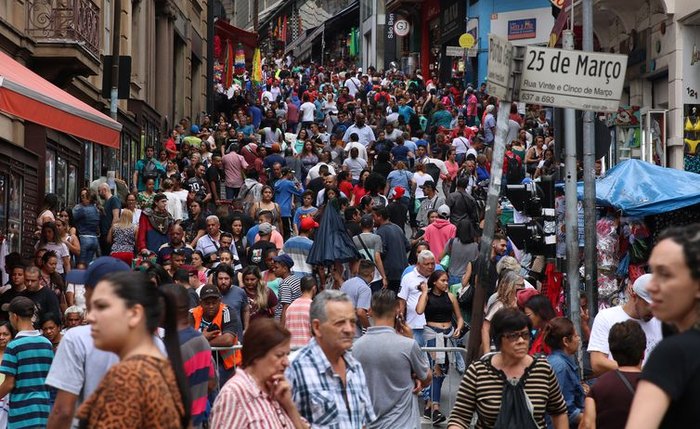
[682,24,700,173]
[0,50,121,258]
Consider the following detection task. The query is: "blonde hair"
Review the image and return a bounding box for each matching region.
[497,270,522,308]
[116,209,134,228]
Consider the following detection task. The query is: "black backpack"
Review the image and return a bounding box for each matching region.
[491,357,539,429]
[142,159,160,181]
[505,155,524,184]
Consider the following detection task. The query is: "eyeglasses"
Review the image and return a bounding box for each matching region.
[502,330,532,342]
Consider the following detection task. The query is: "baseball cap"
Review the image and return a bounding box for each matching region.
[281,167,295,176]
[200,284,222,300]
[258,222,273,236]
[360,214,374,228]
[392,186,406,200]
[191,125,200,134]
[300,217,319,231]
[437,204,451,218]
[273,254,294,268]
[65,256,131,289]
[416,139,429,148]
[632,274,653,303]
[420,180,436,189]
[517,288,540,310]
[4,296,36,318]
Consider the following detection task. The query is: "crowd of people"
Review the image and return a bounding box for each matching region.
[0,56,695,429]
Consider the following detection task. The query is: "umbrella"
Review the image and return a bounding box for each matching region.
[307,201,360,266]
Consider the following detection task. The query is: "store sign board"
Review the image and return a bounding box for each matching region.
[519,46,628,112]
[508,19,536,40]
[445,46,465,57]
[440,0,466,43]
[486,34,514,101]
[394,19,410,37]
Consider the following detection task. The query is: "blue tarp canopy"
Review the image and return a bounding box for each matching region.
[577,159,700,217]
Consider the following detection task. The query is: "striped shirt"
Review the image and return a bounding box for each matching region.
[210,368,300,428]
[286,338,376,429]
[285,297,312,349]
[282,236,314,276]
[275,274,302,320]
[178,328,215,428]
[0,330,54,429]
[447,354,567,429]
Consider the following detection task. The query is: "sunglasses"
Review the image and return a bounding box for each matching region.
[502,330,532,342]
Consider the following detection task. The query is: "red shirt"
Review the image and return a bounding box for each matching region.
[339,180,354,201]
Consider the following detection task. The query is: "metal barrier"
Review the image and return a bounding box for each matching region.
[420,346,468,428]
[210,345,243,389]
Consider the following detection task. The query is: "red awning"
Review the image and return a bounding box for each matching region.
[0,50,121,148]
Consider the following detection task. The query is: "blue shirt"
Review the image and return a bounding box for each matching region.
[390,146,411,163]
[274,178,304,217]
[547,350,585,427]
[398,105,415,123]
[286,338,376,428]
[134,158,165,192]
[0,331,53,429]
[387,169,412,191]
[248,105,262,129]
[237,124,255,137]
[282,236,314,276]
[72,204,100,236]
[483,113,496,144]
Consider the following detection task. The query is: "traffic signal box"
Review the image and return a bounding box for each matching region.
[505,176,556,258]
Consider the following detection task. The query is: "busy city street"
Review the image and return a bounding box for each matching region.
[0,0,699,428]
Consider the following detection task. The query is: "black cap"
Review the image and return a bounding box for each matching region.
[5,296,36,318]
[199,284,221,300]
[360,214,374,228]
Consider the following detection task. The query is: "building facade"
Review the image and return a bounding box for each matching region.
[0,0,209,258]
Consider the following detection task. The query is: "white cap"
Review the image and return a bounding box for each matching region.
[632,274,653,303]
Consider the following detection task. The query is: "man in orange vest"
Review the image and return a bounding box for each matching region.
[190,284,240,384]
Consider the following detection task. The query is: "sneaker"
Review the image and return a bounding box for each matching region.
[431,409,447,425]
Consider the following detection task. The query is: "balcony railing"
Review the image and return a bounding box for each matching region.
[27,0,100,59]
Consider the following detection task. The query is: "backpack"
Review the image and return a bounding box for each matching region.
[491,357,539,429]
[505,155,524,185]
[141,159,160,181]
[239,182,260,214]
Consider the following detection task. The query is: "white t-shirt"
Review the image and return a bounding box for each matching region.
[413,173,432,199]
[452,136,471,155]
[344,141,368,161]
[587,305,662,366]
[398,270,428,329]
[300,102,316,122]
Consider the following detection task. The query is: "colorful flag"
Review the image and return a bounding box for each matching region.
[252,48,262,83]
[282,16,288,43]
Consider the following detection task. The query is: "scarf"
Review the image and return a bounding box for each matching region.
[143,208,173,235]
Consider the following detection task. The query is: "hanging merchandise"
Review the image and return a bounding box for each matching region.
[234,43,246,76]
[252,48,263,84]
[540,263,564,316]
[225,41,234,89]
[596,215,620,307]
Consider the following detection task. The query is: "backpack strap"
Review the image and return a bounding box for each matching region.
[614,370,636,396]
[356,234,374,263]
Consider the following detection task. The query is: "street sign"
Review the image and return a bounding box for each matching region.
[459,33,475,49]
[394,19,410,37]
[486,34,514,101]
[445,46,465,57]
[468,48,478,57]
[519,46,628,112]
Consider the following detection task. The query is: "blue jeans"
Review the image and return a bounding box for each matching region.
[225,186,240,200]
[426,326,452,403]
[79,235,99,264]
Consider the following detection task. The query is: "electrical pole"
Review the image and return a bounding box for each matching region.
[109,0,121,120]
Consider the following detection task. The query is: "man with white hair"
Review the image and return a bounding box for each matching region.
[483,104,496,145]
[63,306,83,331]
[398,249,436,347]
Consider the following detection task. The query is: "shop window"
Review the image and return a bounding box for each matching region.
[68,164,78,208]
[7,173,22,255]
[93,144,102,180]
[84,141,93,185]
[56,156,67,209]
[46,150,56,193]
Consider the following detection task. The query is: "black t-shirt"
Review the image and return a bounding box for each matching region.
[247,240,277,270]
[205,166,222,197]
[641,328,700,428]
[345,220,361,238]
[307,177,325,199]
[22,287,61,320]
[0,287,22,321]
[187,177,208,200]
[387,201,408,229]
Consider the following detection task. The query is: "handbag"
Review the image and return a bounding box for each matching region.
[440,238,454,269]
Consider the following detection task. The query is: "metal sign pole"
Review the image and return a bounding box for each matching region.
[562,30,581,340]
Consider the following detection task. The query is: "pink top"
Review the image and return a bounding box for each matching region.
[210,369,300,428]
[255,230,284,250]
[445,160,459,180]
[222,152,249,188]
[285,297,312,349]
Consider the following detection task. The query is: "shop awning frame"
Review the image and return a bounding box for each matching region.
[0,50,121,148]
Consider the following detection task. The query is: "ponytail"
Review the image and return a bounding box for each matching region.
[159,287,192,428]
[543,317,575,351]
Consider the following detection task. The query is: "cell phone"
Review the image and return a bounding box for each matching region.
[207,323,220,332]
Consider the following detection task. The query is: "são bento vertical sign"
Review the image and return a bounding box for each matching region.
[519,46,628,112]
